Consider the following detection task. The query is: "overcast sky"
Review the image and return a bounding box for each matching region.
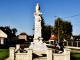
[0,0,80,35]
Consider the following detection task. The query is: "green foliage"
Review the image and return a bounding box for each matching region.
[0,49,9,60]
[52,18,73,41]
[33,15,53,41]
[42,24,53,41]
[71,53,80,60]
[12,28,17,35]
[71,53,80,58]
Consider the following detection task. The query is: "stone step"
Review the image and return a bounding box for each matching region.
[34,53,43,56]
[33,59,47,60]
[33,57,47,60]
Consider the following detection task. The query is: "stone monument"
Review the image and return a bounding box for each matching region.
[29,3,47,53]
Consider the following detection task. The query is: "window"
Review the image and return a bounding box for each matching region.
[25,36,26,38]
[19,36,21,38]
[22,36,23,38]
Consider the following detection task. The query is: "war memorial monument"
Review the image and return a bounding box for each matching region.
[29,3,47,53]
[5,3,71,60]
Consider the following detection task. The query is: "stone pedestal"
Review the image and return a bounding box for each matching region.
[16,44,20,49]
[64,48,71,60]
[47,48,52,60]
[9,47,15,60]
[28,48,32,60]
[29,3,47,53]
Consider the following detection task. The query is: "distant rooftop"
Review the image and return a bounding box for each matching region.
[20,32,27,35]
[49,36,56,40]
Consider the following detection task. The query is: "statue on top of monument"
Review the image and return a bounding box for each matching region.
[36,3,40,13]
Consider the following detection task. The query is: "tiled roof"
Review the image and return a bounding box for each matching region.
[49,36,56,40]
[20,32,27,35]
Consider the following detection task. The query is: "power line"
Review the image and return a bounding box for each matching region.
[46,14,80,24]
[46,21,55,25]
[63,14,80,18]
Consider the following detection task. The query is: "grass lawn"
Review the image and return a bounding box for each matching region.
[71,53,80,60]
[68,48,80,60]
[0,49,9,60]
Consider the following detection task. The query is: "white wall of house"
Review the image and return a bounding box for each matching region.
[0,29,7,38]
[1,38,4,44]
[0,29,7,44]
[49,40,54,44]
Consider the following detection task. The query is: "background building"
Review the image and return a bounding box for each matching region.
[18,32,27,41]
[0,26,16,44]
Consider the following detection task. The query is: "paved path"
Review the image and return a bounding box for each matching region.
[71,50,80,53]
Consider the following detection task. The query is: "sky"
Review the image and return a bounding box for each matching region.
[0,0,80,36]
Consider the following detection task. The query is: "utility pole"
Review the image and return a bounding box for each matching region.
[58,17,60,44]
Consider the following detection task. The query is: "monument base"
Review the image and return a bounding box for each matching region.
[29,39,48,53]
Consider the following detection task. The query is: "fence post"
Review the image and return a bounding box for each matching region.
[72,41,73,47]
[9,47,15,60]
[64,48,71,60]
[77,41,78,47]
[67,41,68,47]
[28,48,32,60]
[16,44,20,49]
[47,48,52,60]
[16,44,20,53]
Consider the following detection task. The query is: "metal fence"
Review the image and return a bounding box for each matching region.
[50,40,80,47]
[64,41,80,47]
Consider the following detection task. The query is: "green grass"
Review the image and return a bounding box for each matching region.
[69,48,80,51]
[68,48,80,60]
[0,49,9,60]
[71,53,80,60]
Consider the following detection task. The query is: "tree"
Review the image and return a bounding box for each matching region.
[12,28,17,35]
[41,16,53,41]
[52,18,73,41]
[44,25,53,40]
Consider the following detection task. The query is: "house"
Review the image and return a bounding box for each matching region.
[0,26,16,44]
[49,33,57,44]
[70,35,80,41]
[18,32,27,41]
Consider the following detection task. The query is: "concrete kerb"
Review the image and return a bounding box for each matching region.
[65,46,80,49]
